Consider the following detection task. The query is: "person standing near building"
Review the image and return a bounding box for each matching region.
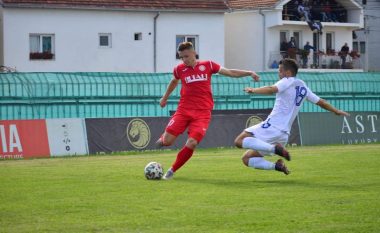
[340,43,350,68]
[303,41,315,68]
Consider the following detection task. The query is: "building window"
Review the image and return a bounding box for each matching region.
[280,31,290,52]
[326,32,335,54]
[176,35,199,59]
[99,33,112,48]
[313,32,322,50]
[353,42,359,52]
[134,33,142,41]
[293,31,302,49]
[29,34,55,60]
[360,42,366,54]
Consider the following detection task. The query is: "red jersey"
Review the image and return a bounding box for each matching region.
[173,60,221,110]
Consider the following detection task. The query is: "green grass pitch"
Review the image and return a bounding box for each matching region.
[1,144,379,233]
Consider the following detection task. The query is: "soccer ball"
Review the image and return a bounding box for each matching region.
[144,162,164,180]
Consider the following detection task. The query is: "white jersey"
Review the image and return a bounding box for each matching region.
[262,77,320,134]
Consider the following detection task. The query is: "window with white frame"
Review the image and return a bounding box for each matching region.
[326,32,335,52]
[353,42,359,52]
[313,32,321,50]
[280,31,289,51]
[360,42,366,54]
[29,34,55,60]
[99,33,112,48]
[352,41,365,54]
[176,35,199,59]
[134,33,142,41]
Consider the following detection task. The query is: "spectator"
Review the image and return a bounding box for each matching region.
[271,60,279,69]
[288,37,297,59]
[288,0,299,20]
[335,3,347,22]
[324,1,337,22]
[288,37,297,49]
[311,0,321,21]
[297,0,312,22]
[321,2,331,22]
[303,41,315,68]
[340,43,349,68]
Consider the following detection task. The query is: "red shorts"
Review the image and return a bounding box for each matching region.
[165,109,211,143]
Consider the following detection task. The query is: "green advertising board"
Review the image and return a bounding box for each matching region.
[299,112,379,145]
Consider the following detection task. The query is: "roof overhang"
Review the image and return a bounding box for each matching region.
[1,3,228,13]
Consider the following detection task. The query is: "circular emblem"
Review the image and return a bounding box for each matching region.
[126,118,151,149]
[199,65,206,71]
[246,115,264,128]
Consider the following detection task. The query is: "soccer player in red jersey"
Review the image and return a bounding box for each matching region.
[156,42,260,179]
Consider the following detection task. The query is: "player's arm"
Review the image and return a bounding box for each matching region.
[244,86,278,95]
[218,67,260,81]
[316,99,350,116]
[160,77,179,108]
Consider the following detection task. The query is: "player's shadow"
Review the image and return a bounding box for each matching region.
[176,177,354,190]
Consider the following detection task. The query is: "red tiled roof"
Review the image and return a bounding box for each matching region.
[227,0,279,10]
[2,0,229,11]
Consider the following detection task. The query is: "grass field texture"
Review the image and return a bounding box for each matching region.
[1,144,379,233]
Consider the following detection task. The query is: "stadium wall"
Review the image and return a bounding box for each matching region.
[1,111,379,159]
[1,72,379,158]
[0,72,379,120]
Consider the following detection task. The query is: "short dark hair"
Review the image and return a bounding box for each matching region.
[279,58,298,76]
[177,42,194,52]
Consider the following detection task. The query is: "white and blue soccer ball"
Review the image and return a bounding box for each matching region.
[144,162,164,180]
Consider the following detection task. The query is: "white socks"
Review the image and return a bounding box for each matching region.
[248,157,275,170]
[242,137,275,153]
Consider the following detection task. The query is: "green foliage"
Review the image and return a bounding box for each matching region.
[1,144,379,232]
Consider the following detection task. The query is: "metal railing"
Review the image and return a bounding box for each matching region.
[269,50,362,70]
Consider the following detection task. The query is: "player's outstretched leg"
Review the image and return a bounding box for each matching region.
[163,168,174,180]
[275,159,290,175]
[155,138,163,149]
[243,150,275,170]
[163,146,194,180]
[163,138,197,180]
[240,137,275,153]
[274,144,291,161]
[242,150,290,175]
[155,132,176,149]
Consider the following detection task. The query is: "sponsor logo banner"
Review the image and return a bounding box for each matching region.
[299,112,379,145]
[0,120,50,159]
[46,118,89,156]
[85,112,301,154]
[86,118,162,154]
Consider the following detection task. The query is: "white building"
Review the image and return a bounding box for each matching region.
[0,0,227,72]
[225,0,364,71]
[354,0,380,71]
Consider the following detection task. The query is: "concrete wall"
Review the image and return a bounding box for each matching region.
[3,8,224,72]
[354,0,380,71]
[224,11,264,71]
[156,12,224,72]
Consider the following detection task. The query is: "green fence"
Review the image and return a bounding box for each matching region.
[1,72,379,120]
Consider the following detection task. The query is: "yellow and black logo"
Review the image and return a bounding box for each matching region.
[126,118,151,149]
[246,115,264,128]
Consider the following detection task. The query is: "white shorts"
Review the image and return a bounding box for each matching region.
[245,123,289,156]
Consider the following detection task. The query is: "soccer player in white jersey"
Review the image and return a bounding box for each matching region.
[234,58,349,175]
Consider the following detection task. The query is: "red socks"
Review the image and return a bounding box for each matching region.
[172,146,194,172]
